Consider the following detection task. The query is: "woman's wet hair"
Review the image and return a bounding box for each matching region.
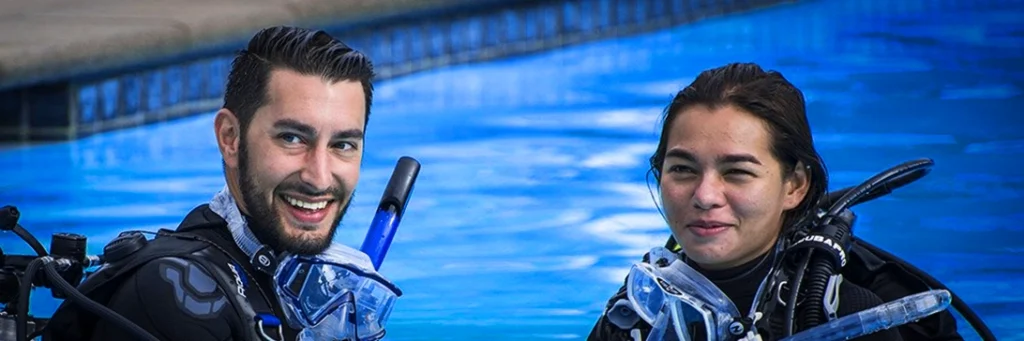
[648,62,828,231]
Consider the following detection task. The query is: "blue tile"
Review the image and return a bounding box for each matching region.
[100,79,118,120]
[77,84,97,124]
[144,70,163,112]
[122,74,141,116]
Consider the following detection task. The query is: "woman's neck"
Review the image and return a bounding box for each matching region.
[684,248,778,315]
[689,249,774,282]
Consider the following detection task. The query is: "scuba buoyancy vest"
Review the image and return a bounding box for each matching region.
[659,235,963,341]
[845,239,964,341]
[43,204,295,341]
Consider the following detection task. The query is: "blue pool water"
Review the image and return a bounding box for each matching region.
[2,0,1023,339]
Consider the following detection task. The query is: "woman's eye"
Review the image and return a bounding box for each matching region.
[725,169,754,177]
[667,165,694,173]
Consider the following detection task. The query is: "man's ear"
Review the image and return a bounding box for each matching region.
[215,109,242,168]
[782,162,811,210]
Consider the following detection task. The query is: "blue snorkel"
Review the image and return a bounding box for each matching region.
[360,156,421,270]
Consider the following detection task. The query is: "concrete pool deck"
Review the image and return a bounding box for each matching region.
[0,0,492,91]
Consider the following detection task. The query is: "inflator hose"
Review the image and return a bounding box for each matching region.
[798,257,833,326]
[784,255,811,336]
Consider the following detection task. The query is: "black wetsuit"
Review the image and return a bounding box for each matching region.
[48,204,301,341]
[587,250,904,341]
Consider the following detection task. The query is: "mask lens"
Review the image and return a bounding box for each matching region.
[294,262,359,324]
[298,300,355,341]
[627,263,666,323]
[627,262,720,341]
[276,256,400,340]
[354,279,398,337]
[670,299,713,341]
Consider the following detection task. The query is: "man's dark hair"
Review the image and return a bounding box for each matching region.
[223,26,375,135]
[649,62,828,232]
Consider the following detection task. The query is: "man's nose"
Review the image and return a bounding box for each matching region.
[300,146,334,192]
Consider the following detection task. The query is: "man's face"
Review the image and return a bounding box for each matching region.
[235,68,366,255]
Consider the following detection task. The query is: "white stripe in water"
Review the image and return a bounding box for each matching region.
[602,182,662,210]
[583,143,658,169]
[482,107,663,133]
[965,139,1024,154]
[582,212,670,253]
[438,256,600,273]
[529,334,580,339]
[814,133,957,147]
[941,84,1022,100]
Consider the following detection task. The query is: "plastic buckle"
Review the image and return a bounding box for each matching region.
[255,313,284,341]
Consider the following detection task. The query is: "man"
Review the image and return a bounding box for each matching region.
[45,26,376,341]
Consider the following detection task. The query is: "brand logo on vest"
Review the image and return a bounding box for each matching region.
[795,234,847,267]
[229,263,247,298]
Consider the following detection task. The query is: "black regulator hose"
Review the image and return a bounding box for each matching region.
[16,258,44,341]
[787,158,935,333]
[41,260,161,341]
[822,158,934,227]
[15,257,161,341]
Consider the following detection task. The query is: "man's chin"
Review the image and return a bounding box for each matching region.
[276,217,338,254]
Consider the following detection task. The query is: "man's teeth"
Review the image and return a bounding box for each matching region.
[285,196,328,210]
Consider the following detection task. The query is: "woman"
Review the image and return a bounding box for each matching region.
[587,62,903,341]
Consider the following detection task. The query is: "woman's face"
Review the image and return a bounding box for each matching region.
[660,104,809,270]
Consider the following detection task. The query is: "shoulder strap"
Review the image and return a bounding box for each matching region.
[168,226,291,340]
[45,233,211,340]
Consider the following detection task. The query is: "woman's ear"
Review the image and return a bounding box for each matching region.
[215,108,242,168]
[782,162,811,210]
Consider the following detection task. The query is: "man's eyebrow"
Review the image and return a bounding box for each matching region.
[332,129,364,140]
[272,119,363,141]
[272,119,315,136]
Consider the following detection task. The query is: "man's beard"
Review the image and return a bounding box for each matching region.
[236,141,352,255]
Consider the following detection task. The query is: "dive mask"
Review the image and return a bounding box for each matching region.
[274,243,403,341]
[626,251,746,341]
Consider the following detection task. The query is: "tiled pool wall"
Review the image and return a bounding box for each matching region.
[0,0,795,143]
[1,0,1015,144]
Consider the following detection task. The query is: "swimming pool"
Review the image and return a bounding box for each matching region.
[1,0,1022,339]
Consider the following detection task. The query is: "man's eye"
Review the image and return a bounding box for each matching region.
[334,141,357,150]
[279,133,304,144]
